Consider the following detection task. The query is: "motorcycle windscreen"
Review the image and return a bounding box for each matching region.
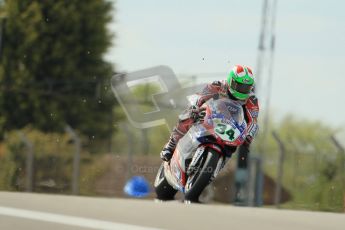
[204,98,247,143]
[207,98,245,125]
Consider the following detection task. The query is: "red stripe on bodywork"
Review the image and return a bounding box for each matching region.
[173,149,187,186]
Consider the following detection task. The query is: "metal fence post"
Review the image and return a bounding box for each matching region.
[286,136,303,188]
[330,136,345,187]
[18,132,34,192]
[141,129,149,155]
[65,125,81,195]
[247,156,264,206]
[330,135,345,212]
[120,122,134,179]
[234,145,249,205]
[272,131,286,208]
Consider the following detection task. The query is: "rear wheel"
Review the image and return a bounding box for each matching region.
[185,149,220,202]
[154,163,178,200]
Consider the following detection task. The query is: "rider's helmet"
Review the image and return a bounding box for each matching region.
[227,65,255,100]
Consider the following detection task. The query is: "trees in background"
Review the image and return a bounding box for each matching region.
[0,0,115,139]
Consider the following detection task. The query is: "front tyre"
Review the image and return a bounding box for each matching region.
[184,149,220,202]
[154,163,178,200]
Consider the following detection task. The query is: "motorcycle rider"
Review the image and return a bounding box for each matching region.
[160,64,259,161]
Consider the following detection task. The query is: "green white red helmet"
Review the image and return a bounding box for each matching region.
[227,65,255,100]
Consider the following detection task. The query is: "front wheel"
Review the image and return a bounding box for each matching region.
[154,163,178,200]
[184,149,220,202]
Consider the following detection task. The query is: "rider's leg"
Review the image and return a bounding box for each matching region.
[160,118,194,161]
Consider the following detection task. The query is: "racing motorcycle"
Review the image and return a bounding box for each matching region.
[154,97,248,202]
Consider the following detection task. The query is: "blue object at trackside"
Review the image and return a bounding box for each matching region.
[124,176,151,198]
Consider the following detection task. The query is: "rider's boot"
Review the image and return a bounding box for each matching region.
[160,136,177,161]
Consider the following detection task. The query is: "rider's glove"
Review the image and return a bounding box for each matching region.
[244,123,258,146]
[243,135,253,146]
[189,105,206,121]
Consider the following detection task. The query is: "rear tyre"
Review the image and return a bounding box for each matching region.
[154,163,178,200]
[184,149,220,202]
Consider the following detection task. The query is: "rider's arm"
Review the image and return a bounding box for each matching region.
[243,95,259,145]
[179,81,221,121]
[195,81,222,107]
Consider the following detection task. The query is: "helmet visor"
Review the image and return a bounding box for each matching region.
[230,79,253,94]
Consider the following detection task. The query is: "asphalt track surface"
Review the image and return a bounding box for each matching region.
[0,192,344,230]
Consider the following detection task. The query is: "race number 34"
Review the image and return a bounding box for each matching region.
[215,124,235,141]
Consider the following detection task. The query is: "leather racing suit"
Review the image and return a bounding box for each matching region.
[161,80,259,161]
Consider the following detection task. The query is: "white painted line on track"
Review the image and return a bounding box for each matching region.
[0,206,160,230]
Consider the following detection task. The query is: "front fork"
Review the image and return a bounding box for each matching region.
[187,145,228,183]
[211,156,224,182]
